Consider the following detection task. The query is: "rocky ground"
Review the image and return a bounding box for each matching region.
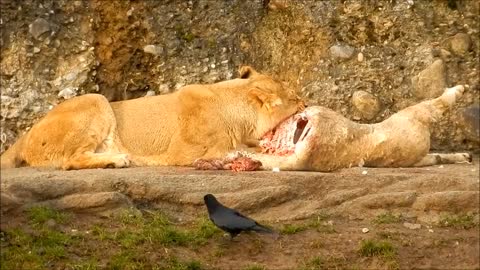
[0,0,479,153]
[1,159,479,269]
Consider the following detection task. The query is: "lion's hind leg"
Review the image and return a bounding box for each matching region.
[24,94,131,170]
[413,153,472,167]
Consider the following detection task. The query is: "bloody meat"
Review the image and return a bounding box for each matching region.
[259,113,310,156]
[193,152,262,171]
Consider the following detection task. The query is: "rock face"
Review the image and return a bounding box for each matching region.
[1,164,478,223]
[0,1,479,154]
[411,59,447,100]
[351,91,381,120]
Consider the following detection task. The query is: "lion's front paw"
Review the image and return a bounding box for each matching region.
[112,154,131,168]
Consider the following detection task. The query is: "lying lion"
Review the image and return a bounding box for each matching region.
[194,85,472,171]
[0,66,304,170]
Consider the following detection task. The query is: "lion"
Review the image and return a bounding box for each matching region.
[194,84,472,172]
[0,66,305,170]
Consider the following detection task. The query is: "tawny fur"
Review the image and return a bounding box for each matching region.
[0,66,304,170]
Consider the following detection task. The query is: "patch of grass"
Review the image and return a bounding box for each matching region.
[372,212,402,224]
[26,206,70,226]
[281,213,335,235]
[158,257,204,270]
[212,246,225,257]
[67,259,99,270]
[358,239,396,258]
[91,225,112,241]
[1,226,75,269]
[115,229,146,248]
[194,216,221,239]
[280,224,307,235]
[104,212,220,248]
[300,256,324,270]
[117,209,145,226]
[438,214,478,229]
[109,250,148,270]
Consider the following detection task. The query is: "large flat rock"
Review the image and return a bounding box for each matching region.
[1,161,479,223]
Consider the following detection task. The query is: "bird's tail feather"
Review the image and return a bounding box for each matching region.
[253,224,278,236]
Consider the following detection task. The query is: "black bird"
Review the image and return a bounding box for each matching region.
[203,194,278,239]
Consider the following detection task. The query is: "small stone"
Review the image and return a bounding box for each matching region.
[158,84,170,94]
[143,45,164,56]
[58,87,77,99]
[33,47,40,53]
[29,18,51,39]
[449,33,472,55]
[439,165,444,168]
[126,7,134,17]
[352,91,381,120]
[357,52,364,62]
[403,222,421,229]
[411,59,447,99]
[362,228,369,233]
[272,167,280,173]
[362,170,368,175]
[145,90,156,97]
[330,44,355,59]
[428,229,434,233]
[440,49,452,58]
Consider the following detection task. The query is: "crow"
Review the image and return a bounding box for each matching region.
[203,194,278,239]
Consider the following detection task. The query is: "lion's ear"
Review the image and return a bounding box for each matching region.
[239,66,259,79]
[248,88,283,112]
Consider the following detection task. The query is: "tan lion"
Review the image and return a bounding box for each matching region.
[0,66,304,170]
[194,85,472,171]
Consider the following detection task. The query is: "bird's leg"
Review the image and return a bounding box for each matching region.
[229,232,239,241]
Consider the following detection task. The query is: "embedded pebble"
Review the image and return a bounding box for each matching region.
[145,90,156,97]
[357,52,364,62]
[449,33,472,55]
[330,44,355,59]
[58,87,77,99]
[29,18,51,39]
[411,59,447,99]
[352,91,380,120]
[362,227,369,233]
[143,45,164,56]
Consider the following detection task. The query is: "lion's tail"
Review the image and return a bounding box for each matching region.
[1,134,27,169]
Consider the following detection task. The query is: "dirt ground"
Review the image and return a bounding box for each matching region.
[1,158,479,269]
